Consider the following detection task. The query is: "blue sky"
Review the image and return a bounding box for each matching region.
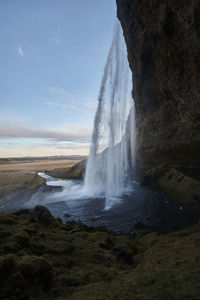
[0,0,117,157]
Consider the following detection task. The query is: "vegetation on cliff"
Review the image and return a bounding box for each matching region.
[46,159,86,180]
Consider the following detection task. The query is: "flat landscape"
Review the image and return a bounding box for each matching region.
[0,157,83,172]
[0,157,84,206]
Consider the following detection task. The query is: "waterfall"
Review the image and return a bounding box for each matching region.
[83,22,136,209]
[28,22,136,211]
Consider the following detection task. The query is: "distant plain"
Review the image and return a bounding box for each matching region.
[0,157,83,204]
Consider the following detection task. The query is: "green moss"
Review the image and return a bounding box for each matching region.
[157,168,200,205]
[0,254,16,279]
[18,255,53,288]
[141,165,200,207]
[13,232,30,247]
[1,206,200,299]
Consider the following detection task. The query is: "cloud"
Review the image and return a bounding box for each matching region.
[0,117,92,157]
[0,120,92,141]
[17,45,24,57]
[83,100,97,110]
[43,101,86,113]
[53,26,62,44]
[48,86,69,97]
[43,101,67,110]
[68,105,85,113]
[47,86,97,112]
[0,138,90,158]
[54,122,92,138]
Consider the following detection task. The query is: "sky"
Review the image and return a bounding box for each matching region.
[0,0,117,157]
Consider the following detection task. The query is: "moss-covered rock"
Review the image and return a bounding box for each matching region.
[0,206,200,299]
[141,165,200,209]
[157,168,200,206]
[18,255,53,289]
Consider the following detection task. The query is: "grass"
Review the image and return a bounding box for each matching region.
[142,165,200,207]
[0,158,81,172]
[0,172,45,204]
[0,206,200,299]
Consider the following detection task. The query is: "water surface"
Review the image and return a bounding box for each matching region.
[1,172,194,234]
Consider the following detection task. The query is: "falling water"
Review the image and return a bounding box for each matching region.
[84,22,136,209]
[28,22,136,212]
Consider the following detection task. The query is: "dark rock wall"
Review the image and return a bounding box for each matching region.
[116,0,200,170]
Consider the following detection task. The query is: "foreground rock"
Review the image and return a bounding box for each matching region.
[0,206,200,299]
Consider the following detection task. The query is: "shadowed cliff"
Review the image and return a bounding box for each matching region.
[116,0,200,206]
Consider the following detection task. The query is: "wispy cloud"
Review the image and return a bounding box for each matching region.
[47,86,97,112]
[43,101,67,109]
[53,26,62,44]
[67,105,85,113]
[83,100,97,110]
[43,101,86,113]
[17,45,24,57]
[48,86,68,97]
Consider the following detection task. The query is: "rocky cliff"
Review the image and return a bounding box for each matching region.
[116,0,200,167]
[116,0,200,205]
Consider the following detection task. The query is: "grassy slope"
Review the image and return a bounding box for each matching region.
[46,159,86,180]
[0,172,45,204]
[142,164,200,209]
[0,206,200,300]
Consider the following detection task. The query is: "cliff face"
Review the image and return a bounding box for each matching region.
[116,0,200,170]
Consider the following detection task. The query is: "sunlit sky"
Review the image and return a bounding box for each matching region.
[0,0,116,157]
